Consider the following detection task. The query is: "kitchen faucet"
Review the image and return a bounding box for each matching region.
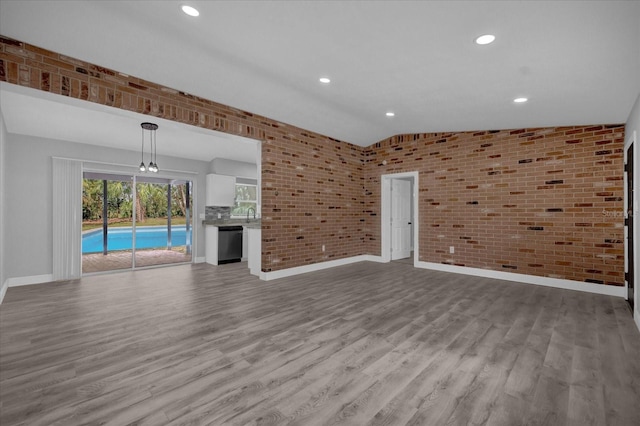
[247,207,256,222]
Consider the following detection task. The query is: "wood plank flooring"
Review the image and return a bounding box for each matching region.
[1,261,639,425]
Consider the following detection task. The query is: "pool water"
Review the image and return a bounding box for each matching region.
[82,226,190,253]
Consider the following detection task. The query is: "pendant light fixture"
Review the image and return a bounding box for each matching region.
[139,122,159,173]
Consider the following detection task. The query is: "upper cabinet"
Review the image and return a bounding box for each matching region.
[206,174,236,206]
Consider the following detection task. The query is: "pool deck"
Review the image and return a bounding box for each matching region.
[82,249,192,273]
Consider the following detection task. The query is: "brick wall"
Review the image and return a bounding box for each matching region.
[0,35,366,272]
[364,127,625,285]
[262,133,365,271]
[0,36,626,285]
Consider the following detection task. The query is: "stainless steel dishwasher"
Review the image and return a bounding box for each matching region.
[218,226,243,264]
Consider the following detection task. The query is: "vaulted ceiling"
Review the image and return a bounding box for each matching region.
[1,0,639,154]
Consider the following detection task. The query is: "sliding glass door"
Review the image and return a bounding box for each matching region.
[82,173,134,273]
[81,172,192,274]
[134,177,192,268]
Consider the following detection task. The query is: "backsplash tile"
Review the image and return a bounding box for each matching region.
[205,206,231,221]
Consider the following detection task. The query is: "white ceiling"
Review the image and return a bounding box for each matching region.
[0,0,639,152]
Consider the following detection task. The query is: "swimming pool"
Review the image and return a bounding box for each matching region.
[82,226,190,253]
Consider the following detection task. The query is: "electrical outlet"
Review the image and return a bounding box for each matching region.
[322,245,326,252]
[450,246,455,254]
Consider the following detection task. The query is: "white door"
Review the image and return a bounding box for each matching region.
[391,179,412,260]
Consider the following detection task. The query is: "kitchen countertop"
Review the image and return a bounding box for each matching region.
[202,219,261,229]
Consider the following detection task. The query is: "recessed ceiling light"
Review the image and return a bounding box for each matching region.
[386,112,395,117]
[181,5,200,17]
[319,77,331,84]
[475,34,496,45]
[513,97,528,103]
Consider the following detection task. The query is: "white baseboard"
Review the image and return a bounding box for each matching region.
[259,256,625,299]
[194,256,206,264]
[416,261,626,298]
[364,255,387,263]
[1,274,55,304]
[635,309,640,334]
[6,274,54,288]
[260,255,384,281]
[1,260,631,317]
[0,280,7,304]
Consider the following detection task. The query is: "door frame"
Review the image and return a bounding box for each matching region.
[625,131,637,312]
[81,166,197,274]
[381,171,419,264]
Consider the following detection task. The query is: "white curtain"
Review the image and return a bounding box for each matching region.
[52,158,82,281]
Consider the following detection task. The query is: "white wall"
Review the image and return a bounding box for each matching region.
[626,92,640,332]
[0,106,7,302]
[3,133,210,285]
[209,158,257,179]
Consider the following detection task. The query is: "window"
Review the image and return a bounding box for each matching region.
[231,183,257,217]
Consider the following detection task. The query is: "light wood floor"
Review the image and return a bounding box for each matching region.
[1,261,639,425]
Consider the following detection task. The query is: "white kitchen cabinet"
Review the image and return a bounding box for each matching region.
[247,228,261,276]
[242,227,248,261]
[205,225,218,265]
[205,174,236,206]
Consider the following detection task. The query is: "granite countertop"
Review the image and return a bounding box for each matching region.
[202,219,261,229]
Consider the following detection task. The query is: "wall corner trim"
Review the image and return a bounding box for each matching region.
[416,261,626,298]
[260,255,385,281]
[0,280,7,305]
